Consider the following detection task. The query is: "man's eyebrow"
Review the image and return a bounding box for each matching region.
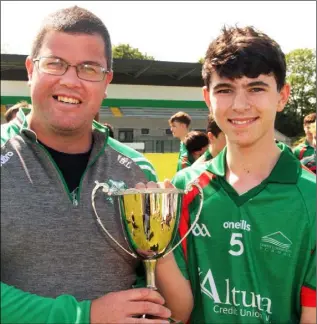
[80,60,104,66]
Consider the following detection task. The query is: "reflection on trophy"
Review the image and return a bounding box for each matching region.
[91,181,203,323]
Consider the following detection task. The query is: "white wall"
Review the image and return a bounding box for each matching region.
[1,80,203,101]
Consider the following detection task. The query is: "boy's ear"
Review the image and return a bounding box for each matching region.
[277,83,291,112]
[203,86,212,113]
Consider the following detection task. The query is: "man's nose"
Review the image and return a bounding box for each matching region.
[59,66,81,88]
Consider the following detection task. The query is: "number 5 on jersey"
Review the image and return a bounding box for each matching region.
[229,233,244,256]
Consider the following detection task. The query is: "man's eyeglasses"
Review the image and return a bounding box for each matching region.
[32,57,109,82]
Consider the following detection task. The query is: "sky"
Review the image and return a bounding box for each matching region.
[1,1,316,63]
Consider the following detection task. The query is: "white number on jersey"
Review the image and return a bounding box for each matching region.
[229,233,244,256]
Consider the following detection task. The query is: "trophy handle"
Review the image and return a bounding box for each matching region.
[91,181,138,259]
[164,179,204,258]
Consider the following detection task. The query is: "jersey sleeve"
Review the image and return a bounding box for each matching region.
[177,155,191,171]
[171,173,190,280]
[134,157,158,182]
[293,145,301,159]
[301,179,316,306]
[1,282,91,324]
[303,249,316,290]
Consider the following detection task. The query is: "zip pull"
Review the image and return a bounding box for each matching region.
[71,189,79,207]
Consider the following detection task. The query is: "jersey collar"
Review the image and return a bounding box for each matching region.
[14,107,109,138]
[206,142,300,184]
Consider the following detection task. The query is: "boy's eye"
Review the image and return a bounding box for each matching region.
[216,89,232,94]
[250,87,265,92]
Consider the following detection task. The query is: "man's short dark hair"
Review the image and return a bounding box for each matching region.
[31,6,113,70]
[303,113,316,125]
[4,101,31,122]
[184,131,209,154]
[168,111,191,127]
[103,122,114,138]
[202,26,286,91]
[206,114,222,137]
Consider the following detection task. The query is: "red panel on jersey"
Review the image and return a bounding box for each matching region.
[301,286,316,307]
[179,171,215,260]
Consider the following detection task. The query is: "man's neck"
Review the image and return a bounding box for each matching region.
[225,135,281,195]
[28,115,93,154]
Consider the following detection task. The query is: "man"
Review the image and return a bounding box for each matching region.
[183,131,209,162]
[293,113,316,160]
[168,111,193,171]
[4,101,31,122]
[157,26,316,323]
[1,6,171,323]
[194,114,226,164]
[301,122,316,173]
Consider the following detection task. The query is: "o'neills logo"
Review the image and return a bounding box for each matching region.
[223,220,251,231]
[1,151,14,167]
[200,269,272,322]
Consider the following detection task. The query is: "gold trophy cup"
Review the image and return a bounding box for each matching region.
[92,181,203,322]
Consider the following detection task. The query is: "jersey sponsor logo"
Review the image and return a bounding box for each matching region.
[192,223,211,237]
[200,268,272,322]
[0,151,14,167]
[260,231,292,257]
[223,220,251,232]
[117,154,132,169]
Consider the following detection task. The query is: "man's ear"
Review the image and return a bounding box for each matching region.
[277,83,291,112]
[25,56,34,86]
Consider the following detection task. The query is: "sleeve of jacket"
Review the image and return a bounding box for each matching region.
[1,282,91,324]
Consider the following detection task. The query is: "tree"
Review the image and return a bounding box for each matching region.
[275,48,316,137]
[198,57,204,64]
[112,44,154,60]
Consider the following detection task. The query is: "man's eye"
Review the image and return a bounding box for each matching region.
[81,65,99,74]
[46,61,64,69]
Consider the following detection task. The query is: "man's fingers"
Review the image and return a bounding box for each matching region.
[129,317,170,324]
[163,179,174,188]
[146,181,159,189]
[128,301,171,319]
[135,182,159,189]
[135,182,146,189]
[122,288,166,304]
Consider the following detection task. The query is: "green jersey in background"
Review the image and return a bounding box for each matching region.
[177,142,195,172]
[293,140,315,160]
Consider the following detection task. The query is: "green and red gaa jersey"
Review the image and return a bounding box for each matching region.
[172,143,316,324]
[177,142,195,172]
[293,140,315,160]
[301,152,316,174]
[193,148,213,165]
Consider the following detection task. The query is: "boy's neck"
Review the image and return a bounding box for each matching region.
[225,134,281,195]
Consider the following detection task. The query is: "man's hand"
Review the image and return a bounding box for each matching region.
[90,288,171,323]
[135,180,174,190]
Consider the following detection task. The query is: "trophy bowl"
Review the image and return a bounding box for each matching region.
[92,181,204,322]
